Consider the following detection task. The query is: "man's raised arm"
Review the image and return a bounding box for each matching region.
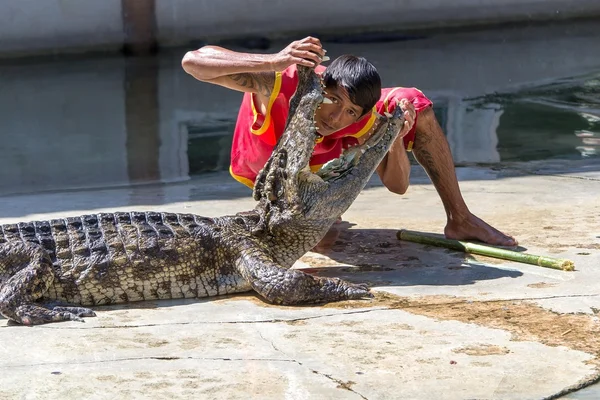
[181,36,326,99]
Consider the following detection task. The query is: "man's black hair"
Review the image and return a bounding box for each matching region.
[322,55,382,117]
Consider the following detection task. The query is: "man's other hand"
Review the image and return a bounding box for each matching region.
[397,99,416,139]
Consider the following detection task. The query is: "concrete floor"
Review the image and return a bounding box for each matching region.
[1,158,599,399]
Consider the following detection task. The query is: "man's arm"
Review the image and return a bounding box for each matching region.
[359,99,416,194]
[181,37,326,102]
[376,132,412,194]
[181,46,277,98]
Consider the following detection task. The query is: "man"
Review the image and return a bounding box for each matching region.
[181,36,517,247]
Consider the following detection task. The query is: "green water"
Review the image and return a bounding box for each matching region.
[469,71,600,162]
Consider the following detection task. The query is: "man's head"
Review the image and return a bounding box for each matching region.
[315,55,382,136]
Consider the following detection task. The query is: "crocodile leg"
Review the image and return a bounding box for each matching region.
[0,242,95,325]
[236,247,372,305]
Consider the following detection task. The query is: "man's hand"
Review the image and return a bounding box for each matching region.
[269,37,327,71]
[374,99,415,195]
[358,99,416,145]
[396,99,416,139]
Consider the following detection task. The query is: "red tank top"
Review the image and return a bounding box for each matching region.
[229,65,433,188]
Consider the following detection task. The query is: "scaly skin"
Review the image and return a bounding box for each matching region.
[0,65,405,325]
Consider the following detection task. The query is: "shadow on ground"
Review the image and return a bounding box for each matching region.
[301,224,523,287]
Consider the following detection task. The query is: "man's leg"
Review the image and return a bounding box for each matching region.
[412,107,517,246]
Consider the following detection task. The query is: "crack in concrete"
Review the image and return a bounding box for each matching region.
[400,293,600,309]
[295,360,368,400]
[255,330,368,399]
[258,330,282,354]
[3,292,599,330]
[2,354,369,398]
[1,356,296,370]
[23,307,388,330]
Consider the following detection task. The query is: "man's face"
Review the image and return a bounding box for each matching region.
[315,85,366,136]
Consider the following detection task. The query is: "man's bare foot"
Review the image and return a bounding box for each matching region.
[444,213,517,247]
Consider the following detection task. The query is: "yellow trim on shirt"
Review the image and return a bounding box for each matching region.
[310,164,323,173]
[229,166,255,189]
[250,72,282,136]
[349,109,377,138]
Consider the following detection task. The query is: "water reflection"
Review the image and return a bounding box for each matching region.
[186,115,234,175]
[0,21,599,196]
[469,71,600,162]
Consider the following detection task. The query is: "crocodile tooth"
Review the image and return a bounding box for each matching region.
[321,56,330,62]
[322,97,333,104]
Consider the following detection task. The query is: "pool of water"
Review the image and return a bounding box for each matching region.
[468,70,600,162]
[0,20,598,196]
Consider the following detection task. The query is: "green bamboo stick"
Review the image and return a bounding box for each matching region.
[396,229,575,271]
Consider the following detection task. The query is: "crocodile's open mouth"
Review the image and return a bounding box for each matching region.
[314,99,403,182]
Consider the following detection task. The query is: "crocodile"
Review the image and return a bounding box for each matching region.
[0,65,405,325]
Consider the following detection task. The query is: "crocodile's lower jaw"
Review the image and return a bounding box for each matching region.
[316,146,363,181]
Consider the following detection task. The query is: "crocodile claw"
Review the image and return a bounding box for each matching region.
[345,282,372,300]
[53,306,96,318]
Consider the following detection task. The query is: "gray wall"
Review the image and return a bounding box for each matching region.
[1,0,600,57]
[156,0,600,44]
[0,58,129,194]
[0,0,123,56]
